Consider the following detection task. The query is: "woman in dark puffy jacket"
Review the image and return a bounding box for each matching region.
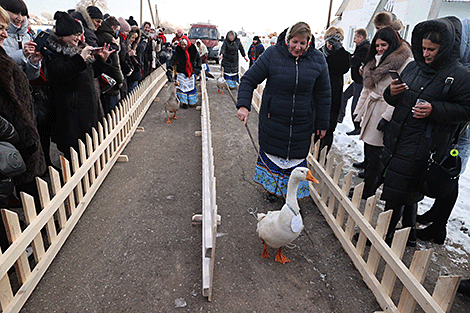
[381,16,470,245]
[237,22,331,201]
[220,30,248,88]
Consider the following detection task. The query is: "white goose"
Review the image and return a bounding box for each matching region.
[257,167,318,264]
[216,67,226,94]
[165,82,179,124]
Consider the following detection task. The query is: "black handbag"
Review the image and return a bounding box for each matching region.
[31,85,51,125]
[419,152,461,198]
[0,142,26,177]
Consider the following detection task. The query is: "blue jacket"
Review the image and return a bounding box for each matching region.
[237,30,331,159]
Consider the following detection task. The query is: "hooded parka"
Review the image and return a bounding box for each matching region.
[237,29,331,160]
[381,16,470,204]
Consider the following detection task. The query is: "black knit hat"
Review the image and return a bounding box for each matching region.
[253,36,260,41]
[54,11,83,37]
[0,0,28,15]
[86,6,103,20]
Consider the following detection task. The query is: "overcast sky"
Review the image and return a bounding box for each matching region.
[26,0,342,33]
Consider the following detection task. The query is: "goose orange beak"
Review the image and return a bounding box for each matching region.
[306,170,319,184]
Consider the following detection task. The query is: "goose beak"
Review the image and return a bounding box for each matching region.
[306,170,319,184]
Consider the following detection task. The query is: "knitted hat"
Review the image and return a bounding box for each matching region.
[253,36,260,41]
[86,6,103,20]
[0,0,28,15]
[54,11,83,37]
[118,17,130,32]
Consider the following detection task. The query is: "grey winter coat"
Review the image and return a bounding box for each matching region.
[3,19,40,80]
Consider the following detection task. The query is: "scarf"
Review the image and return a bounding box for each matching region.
[179,35,193,78]
[285,22,313,56]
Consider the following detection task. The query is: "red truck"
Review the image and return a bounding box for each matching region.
[188,23,220,64]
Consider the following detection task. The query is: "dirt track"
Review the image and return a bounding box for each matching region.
[21,64,470,312]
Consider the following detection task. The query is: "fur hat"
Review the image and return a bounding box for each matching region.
[118,17,130,32]
[374,11,403,31]
[86,5,103,20]
[54,11,83,37]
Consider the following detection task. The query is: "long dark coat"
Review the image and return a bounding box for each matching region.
[324,46,350,115]
[237,29,331,160]
[168,44,201,77]
[220,31,246,73]
[96,21,124,95]
[0,47,46,185]
[381,16,470,204]
[44,33,100,159]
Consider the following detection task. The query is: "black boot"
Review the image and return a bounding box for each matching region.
[417,207,437,225]
[384,203,404,246]
[402,203,417,247]
[458,279,470,297]
[353,160,366,169]
[416,224,446,244]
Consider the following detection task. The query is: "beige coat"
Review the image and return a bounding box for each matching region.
[354,42,412,147]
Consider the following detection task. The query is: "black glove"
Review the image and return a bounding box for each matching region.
[377,118,389,132]
[328,36,343,51]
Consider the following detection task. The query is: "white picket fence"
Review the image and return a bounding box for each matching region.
[0,66,167,313]
[192,70,219,301]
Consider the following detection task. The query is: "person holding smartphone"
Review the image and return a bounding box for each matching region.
[0,0,42,80]
[351,26,412,202]
[381,16,470,246]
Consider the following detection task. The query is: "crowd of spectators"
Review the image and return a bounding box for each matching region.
[0,0,171,251]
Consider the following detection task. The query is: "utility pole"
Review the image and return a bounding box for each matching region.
[326,0,333,29]
[140,0,143,27]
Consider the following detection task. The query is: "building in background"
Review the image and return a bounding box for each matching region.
[332,0,470,52]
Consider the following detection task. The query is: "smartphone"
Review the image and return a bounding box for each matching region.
[33,31,50,51]
[90,47,103,55]
[389,70,403,84]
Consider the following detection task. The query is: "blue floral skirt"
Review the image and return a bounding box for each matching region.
[224,73,238,88]
[254,149,310,198]
[176,87,198,106]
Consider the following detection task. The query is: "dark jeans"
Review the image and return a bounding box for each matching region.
[0,177,14,251]
[363,143,383,197]
[316,111,339,154]
[339,82,363,127]
[101,94,120,115]
[385,201,418,242]
[419,180,459,230]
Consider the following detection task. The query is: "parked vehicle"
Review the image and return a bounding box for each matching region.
[188,23,220,63]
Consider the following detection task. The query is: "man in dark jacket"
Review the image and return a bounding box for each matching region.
[341,28,370,135]
[96,16,124,114]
